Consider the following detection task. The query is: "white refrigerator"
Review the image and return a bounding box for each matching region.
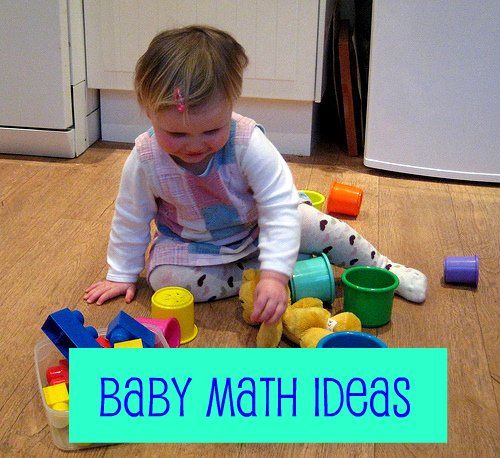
[0,0,99,158]
[364,0,499,183]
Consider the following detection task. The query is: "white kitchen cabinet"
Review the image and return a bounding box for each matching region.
[0,0,100,158]
[364,0,499,182]
[84,0,334,154]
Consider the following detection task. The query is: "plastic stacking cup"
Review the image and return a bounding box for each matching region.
[327,182,363,216]
[341,266,399,328]
[300,189,326,211]
[317,331,387,348]
[136,317,181,348]
[290,253,335,303]
[151,287,198,344]
[444,255,479,287]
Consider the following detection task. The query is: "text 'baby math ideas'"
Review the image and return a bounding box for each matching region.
[99,375,411,419]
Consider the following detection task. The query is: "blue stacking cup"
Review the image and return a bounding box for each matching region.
[316,331,387,348]
[444,255,479,287]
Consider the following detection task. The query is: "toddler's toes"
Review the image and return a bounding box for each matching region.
[389,264,428,303]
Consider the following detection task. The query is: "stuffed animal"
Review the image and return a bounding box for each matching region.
[239,269,361,348]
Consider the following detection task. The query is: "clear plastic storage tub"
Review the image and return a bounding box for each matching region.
[34,324,169,451]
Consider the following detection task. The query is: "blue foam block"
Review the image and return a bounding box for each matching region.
[41,308,100,359]
[106,310,155,348]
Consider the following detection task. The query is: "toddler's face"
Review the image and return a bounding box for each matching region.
[149,96,233,169]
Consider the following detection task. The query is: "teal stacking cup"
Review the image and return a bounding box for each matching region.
[341,266,399,328]
[290,253,335,303]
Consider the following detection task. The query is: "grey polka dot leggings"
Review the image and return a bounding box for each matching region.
[149,203,391,302]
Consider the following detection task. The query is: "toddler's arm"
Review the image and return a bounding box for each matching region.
[85,148,157,305]
[239,127,300,285]
[237,127,301,323]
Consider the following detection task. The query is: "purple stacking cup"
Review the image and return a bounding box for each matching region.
[444,255,479,287]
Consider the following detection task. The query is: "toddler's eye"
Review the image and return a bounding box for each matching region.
[205,128,220,135]
[169,132,186,138]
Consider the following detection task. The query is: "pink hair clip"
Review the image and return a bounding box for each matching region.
[173,87,185,113]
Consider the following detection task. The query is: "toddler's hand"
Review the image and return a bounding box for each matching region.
[251,270,289,325]
[84,280,136,305]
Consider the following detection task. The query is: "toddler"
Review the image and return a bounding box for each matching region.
[84,26,427,324]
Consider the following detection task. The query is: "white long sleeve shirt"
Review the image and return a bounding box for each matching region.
[106,126,300,283]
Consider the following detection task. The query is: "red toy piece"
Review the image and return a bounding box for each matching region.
[46,363,69,386]
[96,336,112,348]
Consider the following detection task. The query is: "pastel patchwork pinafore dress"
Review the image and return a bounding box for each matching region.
[135,113,262,279]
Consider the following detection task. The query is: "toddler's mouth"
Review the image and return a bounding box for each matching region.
[187,151,210,159]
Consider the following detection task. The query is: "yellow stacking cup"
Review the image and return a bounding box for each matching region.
[151,287,198,344]
[300,189,326,211]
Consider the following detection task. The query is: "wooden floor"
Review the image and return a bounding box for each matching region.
[0,141,498,457]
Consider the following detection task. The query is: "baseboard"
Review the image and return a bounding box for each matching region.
[0,126,76,158]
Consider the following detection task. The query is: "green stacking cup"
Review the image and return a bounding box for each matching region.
[341,266,399,327]
[290,253,335,304]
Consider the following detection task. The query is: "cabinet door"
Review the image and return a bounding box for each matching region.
[85,0,320,101]
[0,0,72,129]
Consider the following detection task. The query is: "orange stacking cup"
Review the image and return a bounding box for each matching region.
[326,182,364,216]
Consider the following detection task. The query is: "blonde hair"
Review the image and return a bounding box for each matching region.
[135,25,248,114]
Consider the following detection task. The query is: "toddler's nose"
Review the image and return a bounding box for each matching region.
[187,138,205,153]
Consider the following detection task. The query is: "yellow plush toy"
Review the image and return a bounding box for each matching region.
[239,269,362,348]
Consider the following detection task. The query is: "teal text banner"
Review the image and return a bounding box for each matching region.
[69,348,447,443]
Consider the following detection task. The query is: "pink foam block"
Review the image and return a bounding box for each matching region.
[136,317,181,348]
